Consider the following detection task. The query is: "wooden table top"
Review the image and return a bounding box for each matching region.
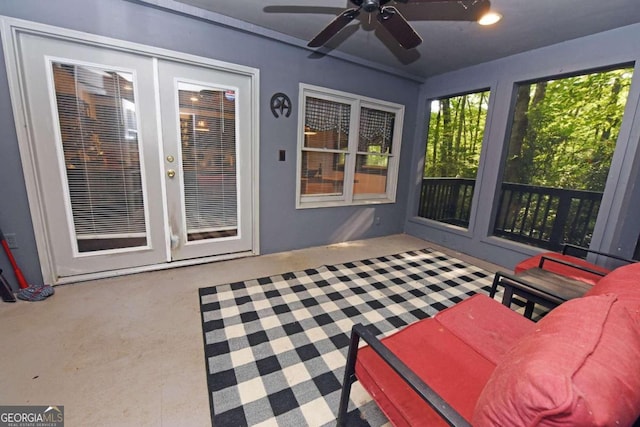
[515,267,593,301]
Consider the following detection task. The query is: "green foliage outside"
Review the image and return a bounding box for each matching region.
[424,91,489,178]
[364,145,387,167]
[504,68,633,191]
[421,68,634,249]
[424,68,634,192]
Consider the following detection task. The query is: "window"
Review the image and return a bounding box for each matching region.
[297,84,404,208]
[418,90,490,228]
[494,66,634,250]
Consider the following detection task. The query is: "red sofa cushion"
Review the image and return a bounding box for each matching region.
[514,252,609,286]
[434,294,535,364]
[473,294,640,426]
[585,262,640,309]
[355,294,528,426]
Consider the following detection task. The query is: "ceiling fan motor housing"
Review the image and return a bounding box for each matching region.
[362,0,380,13]
[351,0,399,13]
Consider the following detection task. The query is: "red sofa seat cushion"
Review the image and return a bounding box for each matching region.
[434,293,536,364]
[514,252,609,286]
[355,294,532,426]
[473,294,640,426]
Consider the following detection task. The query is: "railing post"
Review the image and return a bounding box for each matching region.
[447,181,461,221]
[549,195,572,251]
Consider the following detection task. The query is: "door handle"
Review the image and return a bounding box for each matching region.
[167,169,176,178]
[170,234,179,249]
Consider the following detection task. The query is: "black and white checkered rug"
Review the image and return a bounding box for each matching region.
[199,248,494,426]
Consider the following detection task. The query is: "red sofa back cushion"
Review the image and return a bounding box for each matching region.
[585,262,640,307]
[473,294,640,426]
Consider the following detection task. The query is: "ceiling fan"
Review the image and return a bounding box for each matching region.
[308,0,494,50]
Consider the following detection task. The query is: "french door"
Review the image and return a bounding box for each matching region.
[157,61,253,261]
[13,31,255,280]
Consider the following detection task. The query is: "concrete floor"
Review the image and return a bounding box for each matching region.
[0,234,500,426]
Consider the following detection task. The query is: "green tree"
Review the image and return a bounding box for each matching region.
[504,68,632,191]
[425,91,490,179]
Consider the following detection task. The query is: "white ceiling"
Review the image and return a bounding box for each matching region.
[167,0,640,80]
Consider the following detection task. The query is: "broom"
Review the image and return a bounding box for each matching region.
[0,227,54,301]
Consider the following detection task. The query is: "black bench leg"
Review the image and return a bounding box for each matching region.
[524,301,535,319]
[501,285,514,308]
[336,327,361,426]
[489,273,501,298]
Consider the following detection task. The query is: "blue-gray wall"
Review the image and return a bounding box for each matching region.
[0,42,37,288]
[405,23,640,269]
[3,0,639,287]
[0,0,421,286]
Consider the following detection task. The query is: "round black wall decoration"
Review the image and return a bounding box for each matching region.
[270,93,292,118]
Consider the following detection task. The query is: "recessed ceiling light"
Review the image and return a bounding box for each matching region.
[478,12,502,26]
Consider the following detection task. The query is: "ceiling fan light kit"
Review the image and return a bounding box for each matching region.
[478,11,502,25]
[307,0,499,50]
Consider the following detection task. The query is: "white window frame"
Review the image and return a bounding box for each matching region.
[296,83,404,209]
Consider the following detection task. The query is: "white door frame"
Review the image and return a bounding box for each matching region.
[0,16,260,284]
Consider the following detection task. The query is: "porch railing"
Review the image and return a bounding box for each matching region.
[418,178,476,228]
[418,178,603,251]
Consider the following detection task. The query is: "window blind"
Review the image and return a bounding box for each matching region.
[358,107,395,153]
[53,62,146,251]
[178,85,238,240]
[304,97,351,150]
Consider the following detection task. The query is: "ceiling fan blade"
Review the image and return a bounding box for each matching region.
[308,8,360,48]
[377,6,422,49]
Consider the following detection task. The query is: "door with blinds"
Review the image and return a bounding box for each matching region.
[16,32,167,277]
[157,60,253,261]
[13,31,255,279]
